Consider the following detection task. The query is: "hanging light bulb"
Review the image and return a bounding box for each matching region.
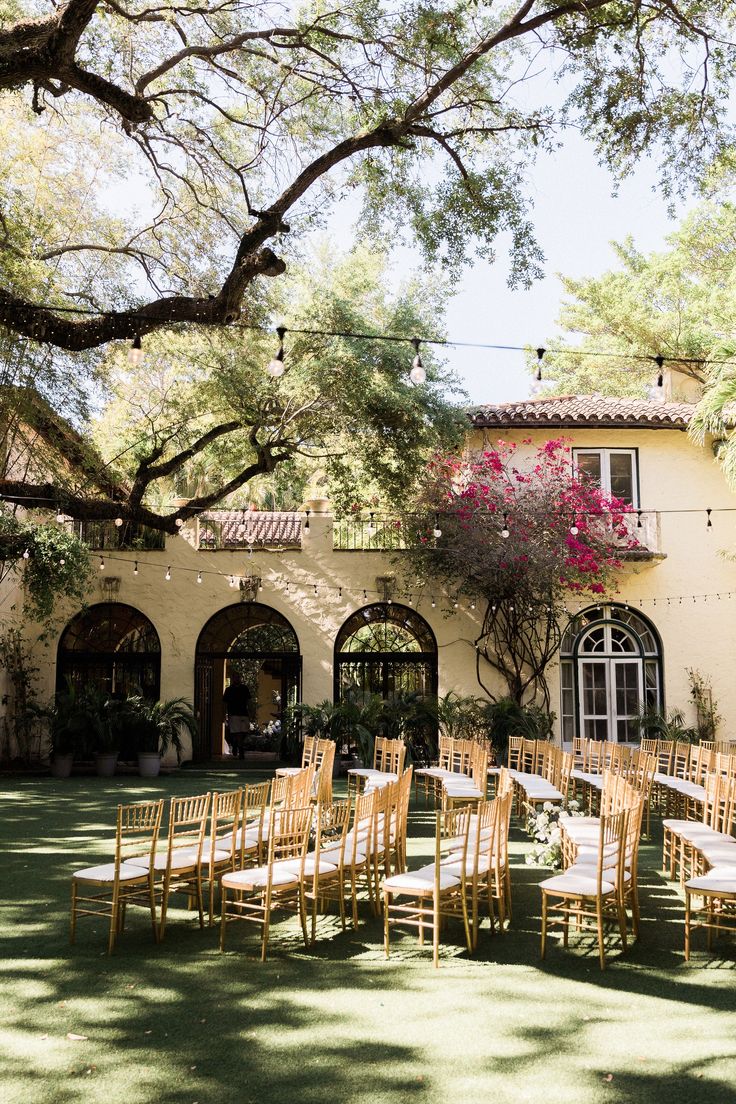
[22,548,30,560]
[367,511,375,534]
[128,334,143,366]
[174,517,184,528]
[266,325,286,378]
[433,513,442,539]
[196,571,202,584]
[409,337,426,384]
[114,516,123,527]
[229,575,236,588]
[535,347,545,382]
[655,354,664,388]
[59,557,65,566]
[431,596,436,608]
[570,518,579,536]
[165,565,171,581]
[99,557,105,571]
[470,599,476,610]
[707,508,713,530]
[304,508,310,532]
[55,508,65,524]
[133,561,139,576]
[501,512,510,539]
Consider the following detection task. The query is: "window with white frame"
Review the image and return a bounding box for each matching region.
[573,448,639,507]
[559,604,662,744]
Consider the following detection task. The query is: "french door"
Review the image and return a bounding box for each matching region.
[579,658,642,743]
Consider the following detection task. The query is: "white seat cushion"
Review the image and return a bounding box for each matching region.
[221,862,300,890]
[540,867,615,896]
[679,826,735,845]
[175,846,230,866]
[441,854,491,877]
[384,864,460,894]
[124,848,201,872]
[73,863,149,883]
[698,841,736,865]
[574,862,631,883]
[686,867,736,895]
[281,855,338,876]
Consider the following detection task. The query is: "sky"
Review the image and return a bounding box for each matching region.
[430,129,694,407]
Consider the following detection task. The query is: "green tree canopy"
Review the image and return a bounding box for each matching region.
[0,1,734,352]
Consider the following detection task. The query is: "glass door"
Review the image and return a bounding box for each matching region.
[578,658,643,742]
[579,660,610,741]
[612,659,643,743]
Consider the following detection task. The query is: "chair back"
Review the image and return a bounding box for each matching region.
[572,736,585,769]
[672,741,690,779]
[437,735,453,769]
[381,738,407,776]
[314,739,336,804]
[689,745,713,786]
[267,805,313,872]
[507,735,523,771]
[558,751,574,799]
[471,743,488,790]
[282,765,315,808]
[347,790,377,865]
[209,788,242,866]
[165,792,211,859]
[585,740,605,774]
[520,738,537,774]
[639,738,658,756]
[656,740,674,775]
[240,780,271,864]
[313,799,351,881]
[117,799,165,868]
[301,734,317,767]
[597,809,628,896]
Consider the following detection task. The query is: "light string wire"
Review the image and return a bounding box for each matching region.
[73,548,736,610]
[2,492,736,521]
[5,299,736,368]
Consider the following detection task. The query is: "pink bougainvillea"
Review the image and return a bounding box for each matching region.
[406,438,639,703]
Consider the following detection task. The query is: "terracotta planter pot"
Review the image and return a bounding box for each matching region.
[50,753,74,779]
[137,752,161,778]
[95,752,119,778]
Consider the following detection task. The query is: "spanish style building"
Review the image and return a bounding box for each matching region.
[3,376,735,760]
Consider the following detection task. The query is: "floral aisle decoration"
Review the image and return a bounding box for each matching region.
[525,800,585,870]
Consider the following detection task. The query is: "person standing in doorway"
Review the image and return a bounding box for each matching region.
[223,672,252,759]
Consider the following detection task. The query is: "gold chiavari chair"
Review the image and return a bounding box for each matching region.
[572,736,585,770]
[384,806,473,968]
[314,738,336,804]
[677,775,736,881]
[442,743,488,811]
[125,791,211,941]
[685,860,736,961]
[71,799,164,954]
[540,808,629,970]
[320,788,379,925]
[220,804,313,960]
[639,738,658,757]
[237,779,271,865]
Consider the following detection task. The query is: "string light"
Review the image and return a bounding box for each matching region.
[99,556,105,570]
[433,513,442,539]
[367,512,375,534]
[266,325,286,378]
[22,548,29,559]
[165,565,171,580]
[128,335,143,366]
[431,596,436,608]
[229,575,236,588]
[409,337,426,385]
[655,354,664,388]
[114,517,123,527]
[535,348,545,381]
[569,518,579,536]
[707,508,713,530]
[55,509,65,523]
[174,518,184,528]
[501,512,510,539]
[304,509,310,532]
[133,561,138,575]
[59,557,65,565]
[196,571,202,583]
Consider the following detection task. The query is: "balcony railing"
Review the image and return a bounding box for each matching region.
[333,518,406,551]
[618,511,663,559]
[73,520,166,551]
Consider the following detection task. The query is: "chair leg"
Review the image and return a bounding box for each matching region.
[148,875,159,942]
[540,892,548,959]
[684,890,691,961]
[384,891,390,958]
[158,875,171,943]
[70,881,77,944]
[219,889,228,951]
[596,899,606,971]
[433,896,440,968]
[108,885,120,955]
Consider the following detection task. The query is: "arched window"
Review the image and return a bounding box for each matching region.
[560,604,662,743]
[194,603,301,760]
[334,604,437,702]
[56,603,161,699]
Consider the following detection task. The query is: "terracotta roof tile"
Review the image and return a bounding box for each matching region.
[468,395,695,430]
[198,510,301,547]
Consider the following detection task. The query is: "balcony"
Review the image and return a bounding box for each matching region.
[73,520,166,551]
[332,517,407,551]
[616,511,664,561]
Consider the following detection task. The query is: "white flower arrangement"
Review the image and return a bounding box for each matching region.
[525,799,584,870]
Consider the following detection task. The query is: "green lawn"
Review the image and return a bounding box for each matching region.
[1,769,735,1104]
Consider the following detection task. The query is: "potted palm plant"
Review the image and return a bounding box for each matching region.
[38,679,90,778]
[126,695,198,777]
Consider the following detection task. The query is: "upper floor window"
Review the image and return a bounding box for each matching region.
[573,448,639,507]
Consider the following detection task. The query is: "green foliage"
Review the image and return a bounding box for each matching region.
[123,696,198,761]
[0,509,92,625]
[0,626,43,762]
[636,707,699,745]
[482,698,555,763]
[285,692,377,763]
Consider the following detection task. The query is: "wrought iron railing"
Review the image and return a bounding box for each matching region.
[74,520,166,551]
[332,518,406,551]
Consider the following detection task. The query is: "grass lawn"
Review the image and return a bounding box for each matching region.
[1,768,735,1104]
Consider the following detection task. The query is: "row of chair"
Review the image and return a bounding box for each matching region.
[414,737,489,809]
[347,736,406,796]
[71,766,416,958]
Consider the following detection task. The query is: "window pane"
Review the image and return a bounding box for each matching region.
[576,452,602,485]
[609,452,635,504]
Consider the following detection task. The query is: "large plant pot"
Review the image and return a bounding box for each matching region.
[50,753,74,779]
[95,752,119,778]
[137,752,161,778]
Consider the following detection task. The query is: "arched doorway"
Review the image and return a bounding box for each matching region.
[56,602,161,699]
[334,603,438,702]
[194,603,301,760]
[560,603,663,743]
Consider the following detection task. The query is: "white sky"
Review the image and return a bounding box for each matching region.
[435,129,693,406]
